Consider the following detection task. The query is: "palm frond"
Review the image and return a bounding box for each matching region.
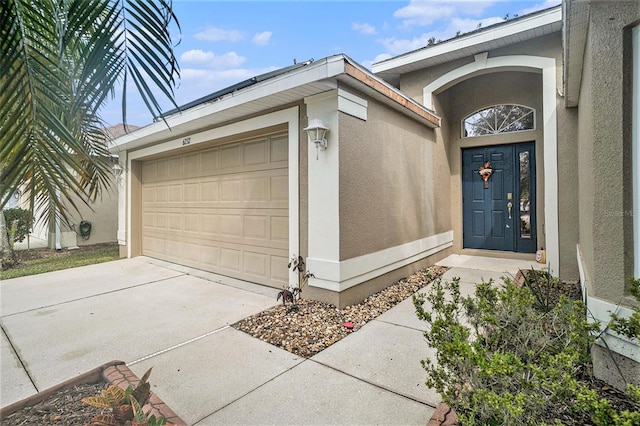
[0,0,180,227]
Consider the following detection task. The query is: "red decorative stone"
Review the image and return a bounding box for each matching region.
[343,322,354,329]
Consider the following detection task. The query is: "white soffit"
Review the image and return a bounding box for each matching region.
[372,6,562,79]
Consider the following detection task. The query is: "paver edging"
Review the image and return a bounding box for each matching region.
[0,360,186,426]
[427,401,458,426]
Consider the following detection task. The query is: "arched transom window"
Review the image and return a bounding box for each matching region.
[462,104,535,138]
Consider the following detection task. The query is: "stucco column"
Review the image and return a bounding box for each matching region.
[116,153,127,250]
[304,91,341,291]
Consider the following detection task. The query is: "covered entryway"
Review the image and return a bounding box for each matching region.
[462,142,536,253]
[139,132,289,288]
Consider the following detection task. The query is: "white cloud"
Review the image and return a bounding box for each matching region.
[361,53,392,70]
[518,0,561,16]
[176,66,279,104]
[393,0,498,28]
[253,31,272,46]
[180,49,247,68]
[380,35,435,55]
[394,2,456,27]
[447,16,505,34]
[352,22,376,35]
[194,26,243,42]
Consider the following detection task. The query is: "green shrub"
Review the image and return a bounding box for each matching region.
[414,276,599,425]
[609,278,640,343]
[3,208,32,243]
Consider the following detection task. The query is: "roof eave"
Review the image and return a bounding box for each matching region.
[110,55,440,153]
[563,0,590,107]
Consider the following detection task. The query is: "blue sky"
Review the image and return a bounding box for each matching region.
[101,0,560,127]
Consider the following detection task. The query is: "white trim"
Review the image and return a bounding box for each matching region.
[305,92,341,268]
[587,295,640,363]
[123,107,300,283]
[578,244,639,362]
[577,244,588,303]
[308,231,453,292]
[337,88,368,121]
[423,55,560,276]
[117,154,126,246]
[287,111,300,287]
[633,25,640,278]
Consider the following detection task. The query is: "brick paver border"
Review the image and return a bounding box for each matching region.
[427,402,458,426]
[0,360,186,425]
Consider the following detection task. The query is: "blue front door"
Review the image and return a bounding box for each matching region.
[462,143,536,253]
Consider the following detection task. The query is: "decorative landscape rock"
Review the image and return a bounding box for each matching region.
[233,265,447,358]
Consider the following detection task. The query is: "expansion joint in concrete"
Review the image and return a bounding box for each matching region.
[1,323,38,392]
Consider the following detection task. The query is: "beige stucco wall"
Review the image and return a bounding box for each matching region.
[577,1,639,303]
[337,95,449,261]
[44,172,118,248]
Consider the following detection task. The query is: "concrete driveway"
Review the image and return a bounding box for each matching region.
[0,258,278,407]
[1,256,445,425]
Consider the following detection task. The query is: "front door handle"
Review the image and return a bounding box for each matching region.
[507,202,513,219]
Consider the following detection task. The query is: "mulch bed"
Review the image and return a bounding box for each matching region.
[233,265,447,358]
[0,383,107,426]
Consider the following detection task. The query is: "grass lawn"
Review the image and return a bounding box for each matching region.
[0,243,120,280]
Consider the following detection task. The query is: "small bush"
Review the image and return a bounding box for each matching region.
[414,276,599,425]
[3,208,32,243]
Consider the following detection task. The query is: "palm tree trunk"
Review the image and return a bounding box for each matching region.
[0,208,14,269]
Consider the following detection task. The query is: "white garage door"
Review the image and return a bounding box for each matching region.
[141,133,289,288]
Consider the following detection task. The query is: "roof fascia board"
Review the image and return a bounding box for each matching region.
[372,6,562,74]
[342,59,440,127]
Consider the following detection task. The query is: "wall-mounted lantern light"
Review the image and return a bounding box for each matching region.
[110,154,123,178]
[304,118,329,160]
[112,163,123,178]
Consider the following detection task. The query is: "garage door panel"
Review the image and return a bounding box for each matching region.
[271,136,288,162]
[169,157,183,176]
[201,148,220,173]
[184,152,201,177]
[244,177,268,201]
[244,251,268,278]
[244,140,269,165]
[270,216,288,242]
[169,185,182,202]
[219,215,243,238]
[184,184,199,202]
[220,247,242,272]
[141,133,289,288]
[271,255,289,282]
[221,180,242,202]
[155,187,168,203]
[244,215,268,239]
[220,144,242,168]
[201,182,220,202]
[184,214,200,233]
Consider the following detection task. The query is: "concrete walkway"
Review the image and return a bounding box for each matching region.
[1,254,542,425]
[12,235,48,251]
